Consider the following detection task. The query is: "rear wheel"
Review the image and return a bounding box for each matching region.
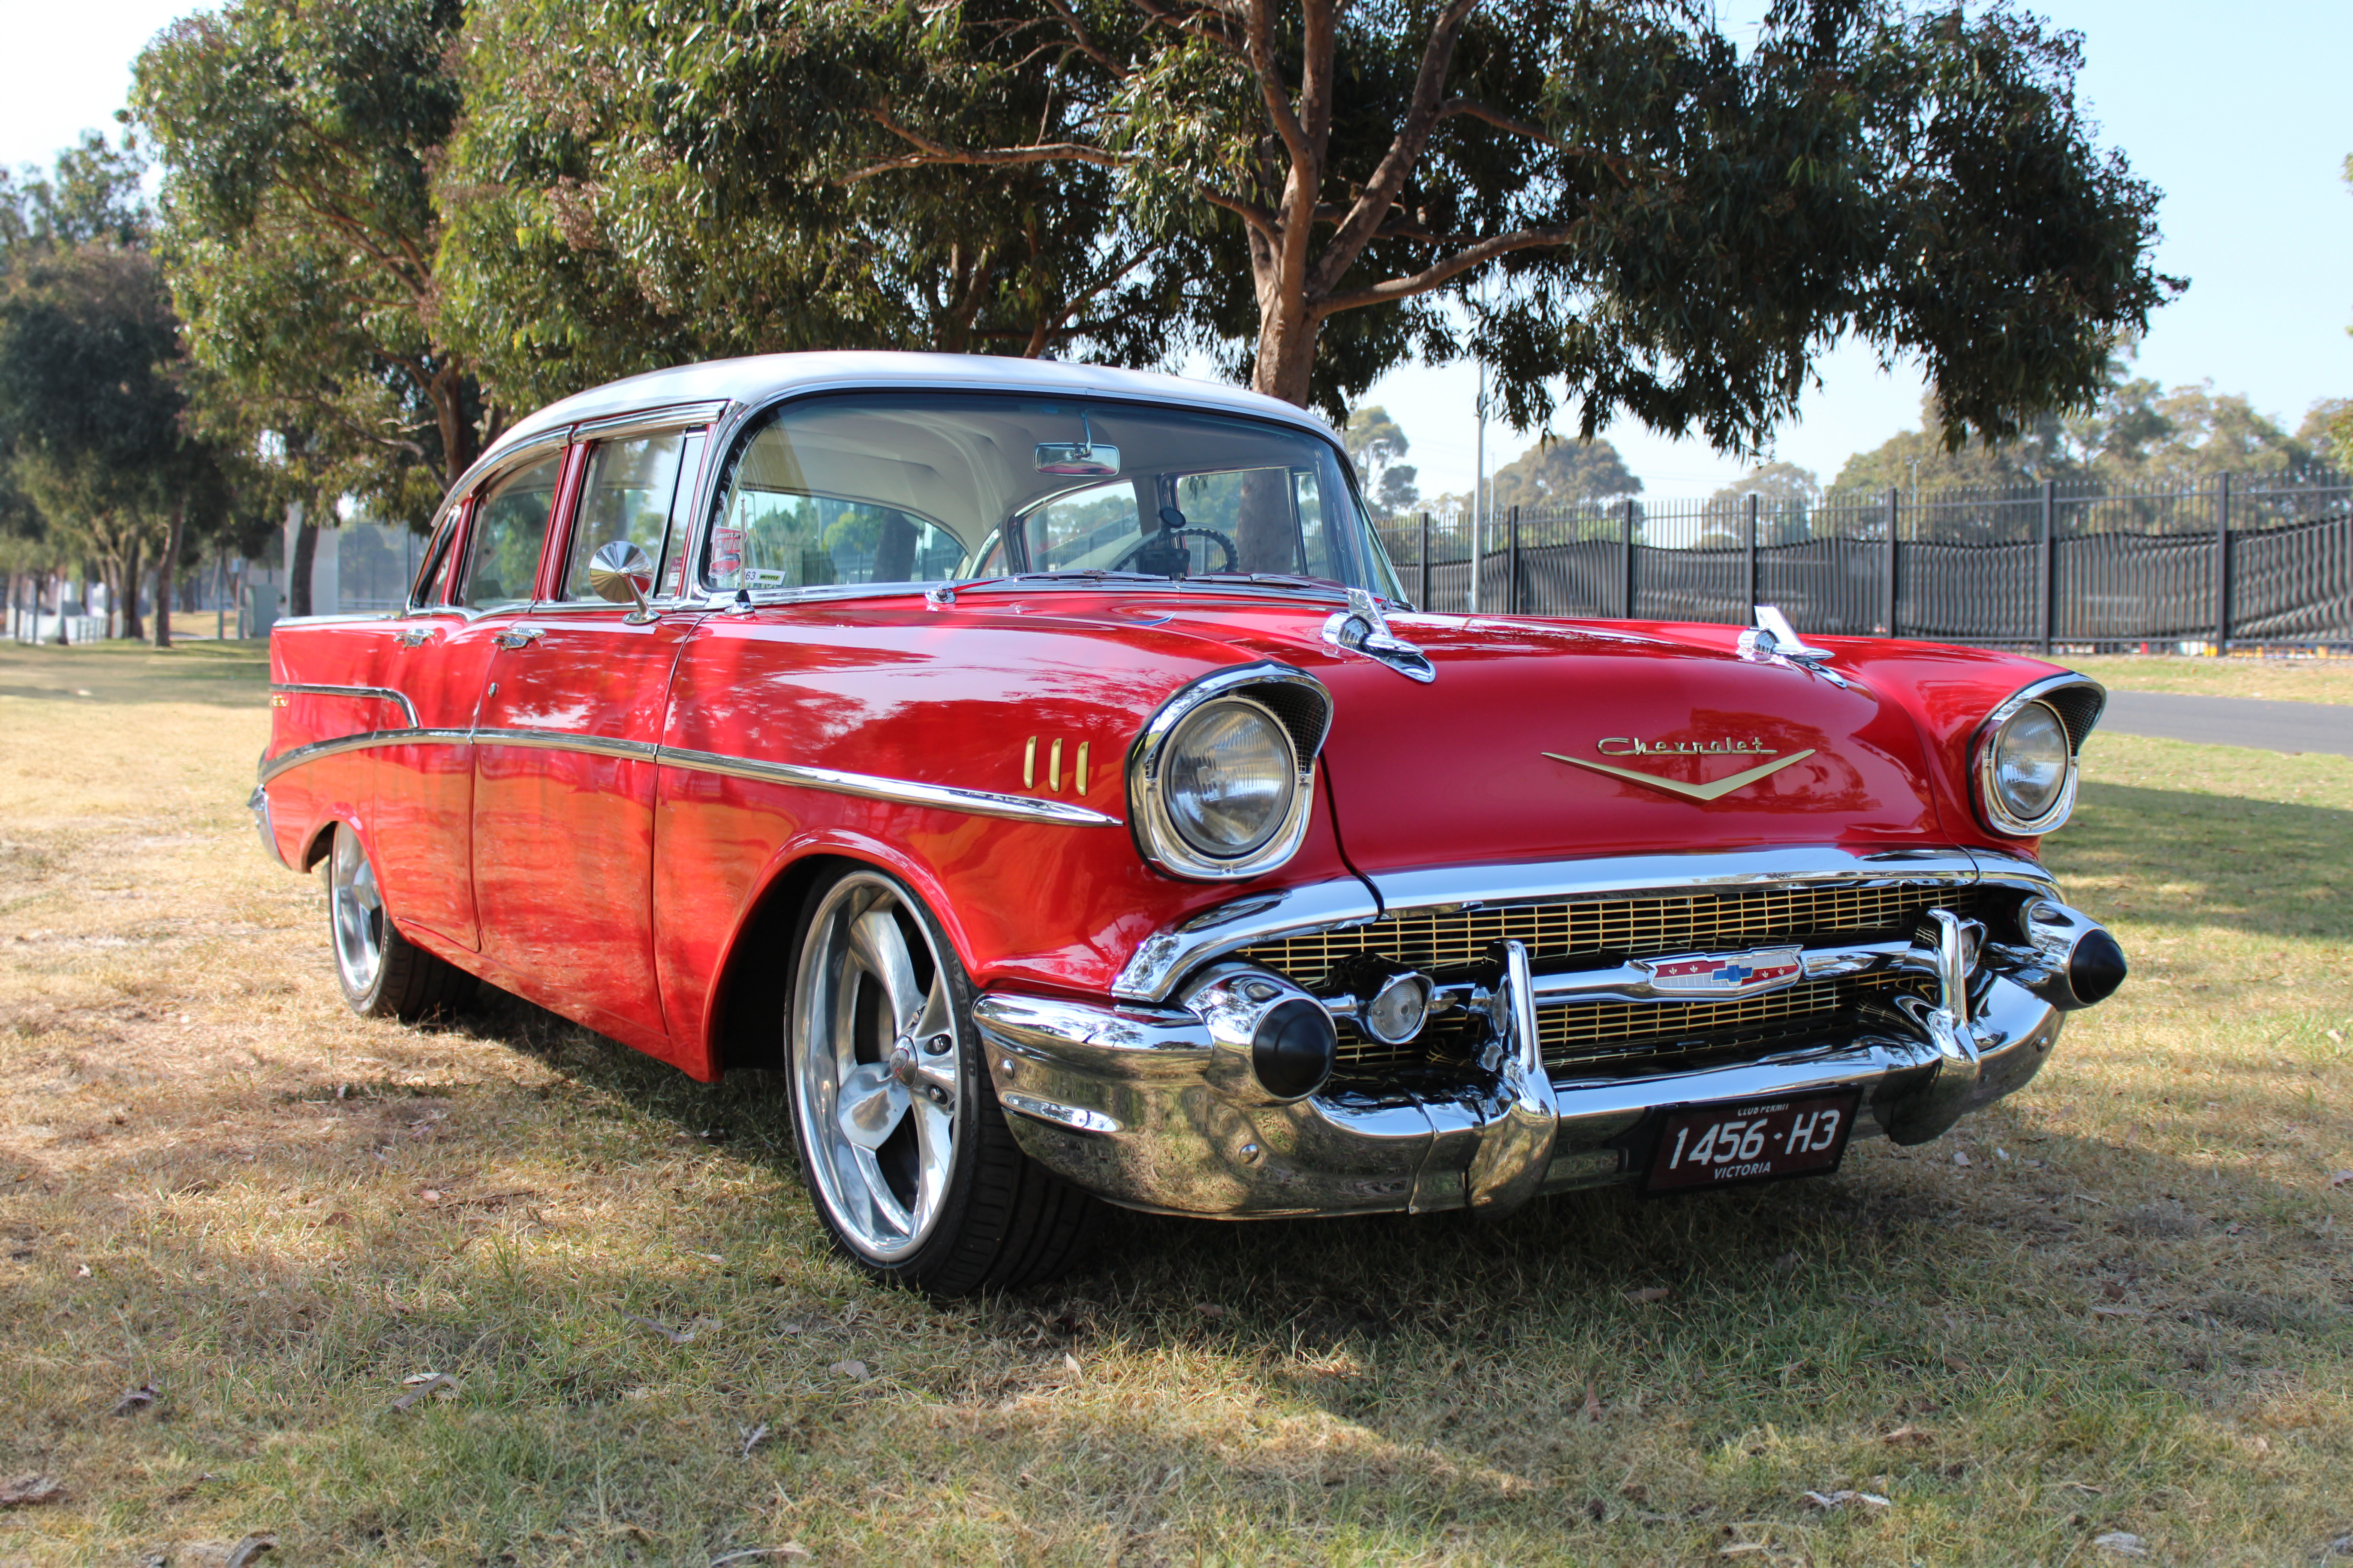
[325,823,475,1020]
[787,866,1095,1296]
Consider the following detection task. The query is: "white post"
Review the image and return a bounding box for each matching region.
[1471,360,1488,613]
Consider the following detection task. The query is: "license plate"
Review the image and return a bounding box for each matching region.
[1643,1090,1860,1194]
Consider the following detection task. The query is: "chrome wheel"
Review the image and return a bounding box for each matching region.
[792,872,963,1262]
[328,826,386,997]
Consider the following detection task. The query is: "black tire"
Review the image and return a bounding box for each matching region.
[785,864,1096,1296]
[324,823,476,1021]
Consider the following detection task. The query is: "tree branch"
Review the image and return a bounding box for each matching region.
[845,111,1133,184]
[1319,226,1576,314]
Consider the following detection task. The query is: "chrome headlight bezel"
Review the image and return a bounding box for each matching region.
[1972,675,2105,837]
[1128,663,1332,882]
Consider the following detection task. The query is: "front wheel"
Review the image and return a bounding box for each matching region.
[325,823,475,1021]
[787,866,1095,1295]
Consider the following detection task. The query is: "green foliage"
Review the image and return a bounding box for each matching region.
[134,0,481,526]
[1703,462,1821,545]
[1489,435,1640,513]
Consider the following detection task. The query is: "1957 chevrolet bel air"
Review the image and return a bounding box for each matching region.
[254,352,2127,1295]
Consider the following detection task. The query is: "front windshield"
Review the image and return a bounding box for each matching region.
[701,391,1404,599]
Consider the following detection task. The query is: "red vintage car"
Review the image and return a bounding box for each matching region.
[255,352,2126,1295]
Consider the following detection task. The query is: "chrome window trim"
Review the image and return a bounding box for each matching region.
[1109,844,2055,1002]
[257,728,1122,829]
[1125,662,1332,882]
[568,401,730,442]
[270,682,421,727]
[1973,673,2104,838]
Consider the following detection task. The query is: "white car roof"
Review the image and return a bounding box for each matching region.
[482,351,1336,466]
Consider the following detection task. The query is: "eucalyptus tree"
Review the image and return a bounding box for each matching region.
[737,0,2178,448]
[134,0,485,535]
[437,0,1210,409]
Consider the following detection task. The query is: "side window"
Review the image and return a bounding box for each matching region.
[1174,467,1308,575]
[559,431,697,602]
[409,508,463,608]
[458,454,565,611]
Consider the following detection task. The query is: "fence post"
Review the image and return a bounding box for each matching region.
[2213,472,2232,653]
[1883,487,1901,638]
[1419,512,1431,611]
[1507,507,1522,614]
[1622,498,1638,619]
[1745,492,1760,618]
[2039,479,2056,657]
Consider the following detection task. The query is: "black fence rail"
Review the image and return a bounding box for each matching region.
[1376,471,2353,652]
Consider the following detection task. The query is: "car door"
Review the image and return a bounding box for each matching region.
[469,423,711,1053]
[372,448,566,951]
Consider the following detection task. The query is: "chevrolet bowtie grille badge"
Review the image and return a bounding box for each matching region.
[1544,738,1815,801]
[1639,946,1805,996]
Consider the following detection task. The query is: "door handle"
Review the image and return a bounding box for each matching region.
[493,627,543,650]
[396,628,433,648]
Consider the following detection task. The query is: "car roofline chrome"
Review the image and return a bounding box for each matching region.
[1109,844,2056,1003]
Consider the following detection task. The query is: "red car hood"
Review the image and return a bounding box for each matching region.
[1094,602,1954,877]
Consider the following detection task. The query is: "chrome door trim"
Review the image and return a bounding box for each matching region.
[257,727,1122,828]
[268,683,422,727]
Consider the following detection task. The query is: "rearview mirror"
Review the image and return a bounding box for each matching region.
[1035,442,1120,477]
[587,540,657,622]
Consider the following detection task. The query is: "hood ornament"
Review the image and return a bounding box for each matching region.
[1322,588,1435,683]
[1545,742,1816,801]
[1738,605,1850,688]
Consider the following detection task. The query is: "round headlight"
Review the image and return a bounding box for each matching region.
[1981,700,2074,832]
[1163,699,1297,858]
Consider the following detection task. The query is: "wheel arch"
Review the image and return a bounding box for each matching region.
[701,835,977,1077]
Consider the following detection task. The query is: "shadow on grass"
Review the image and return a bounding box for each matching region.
[2058,778,2353,939]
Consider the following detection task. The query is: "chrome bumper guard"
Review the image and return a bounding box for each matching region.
[976,911,2085,1220]
[247,784,284,868]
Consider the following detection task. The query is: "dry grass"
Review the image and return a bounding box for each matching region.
[2067,654,2353,705]
[0,639,2348,1566]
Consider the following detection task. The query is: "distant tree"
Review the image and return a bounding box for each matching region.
[2300,397,2351,474]
[1831,392,2075,496]
[1489,436,1640,515]
[1342,406,1420,517]
[134,0,485,540]
[2069,381,2321,488]
[1702,462,1821,545]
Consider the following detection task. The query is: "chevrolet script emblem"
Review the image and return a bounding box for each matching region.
[1544,736,1814,801]
[1639,946,1805,997]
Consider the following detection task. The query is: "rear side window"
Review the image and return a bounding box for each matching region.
[408,509,463,608]
[558,430,703,602]
[459,454,565,610]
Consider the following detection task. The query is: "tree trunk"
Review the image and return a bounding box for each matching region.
[54,570,69,645]
[1248,290,1324,409]
[123,534,144,643]
[154,501,185,649]
[290,512,319,618]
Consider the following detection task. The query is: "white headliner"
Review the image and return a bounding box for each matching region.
[482,352,1337,468]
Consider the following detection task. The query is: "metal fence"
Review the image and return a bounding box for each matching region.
[1375,470,2353,652]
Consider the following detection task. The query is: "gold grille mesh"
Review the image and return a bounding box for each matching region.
[1231,882,1974,1075]
[1242,883,1978,988]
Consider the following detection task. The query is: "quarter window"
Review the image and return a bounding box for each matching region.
[459,454,565,611]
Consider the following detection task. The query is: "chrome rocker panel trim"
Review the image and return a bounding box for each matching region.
[257,727,1122,828]
[1111,844,2058,1003]
[975,969,2064,1221]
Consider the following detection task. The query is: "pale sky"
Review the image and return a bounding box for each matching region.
[6,0,2348,499]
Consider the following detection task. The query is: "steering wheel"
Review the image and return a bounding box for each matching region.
[1113,525,1239,577]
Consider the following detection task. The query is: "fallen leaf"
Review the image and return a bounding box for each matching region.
[827,1359,869,1380]
[1624,1287,1671,1304]
[1580,1383,1603,1423]
[1194,1302,1229,1320]
[2322,1534,2353,1558]
[697,1253,725,1264]
[2331,1171,2353,1189]
[1881,1425,1934,1447]
[740,1423,771,1459]
[1802,1489,1890,1510]
[181,1533,280,1568]
[1718,1545,1768,1557]
[1953,1150,1971,1167]
[2061,1482,2105,1496]
[420,1189,441,1203]
[111,1382,162,1416]
[2091,1306,2150,1319]
[622,1312,713,1345]
[0,1475,64,1508]
[2093,1531,2150,1558]
[75,1264,90,1278]
[781,1322,804,1335]
[1062,1352,1084,1379]
[710,1546,811,1565]
[390,1373,457,1411]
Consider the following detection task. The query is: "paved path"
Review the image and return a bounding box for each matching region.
[2097,690,2353,757]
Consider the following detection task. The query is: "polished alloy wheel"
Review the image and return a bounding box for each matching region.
[792,873,963,1261]
[328,826,387,997]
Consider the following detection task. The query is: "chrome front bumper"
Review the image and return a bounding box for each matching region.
[975,967,2065,1220]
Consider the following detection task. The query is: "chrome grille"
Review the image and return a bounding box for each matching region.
[1243,883,1981,988]
[1232,880,1976,1076]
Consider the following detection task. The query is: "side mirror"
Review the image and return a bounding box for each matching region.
[587,540,658,622]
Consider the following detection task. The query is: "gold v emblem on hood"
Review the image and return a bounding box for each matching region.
[1543,748,1817,802]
